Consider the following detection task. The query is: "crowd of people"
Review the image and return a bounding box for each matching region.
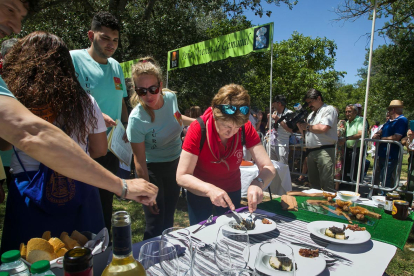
[0,4,276,253]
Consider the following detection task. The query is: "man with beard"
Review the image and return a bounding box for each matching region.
[0,0,157,214]
[297,89,338,192]
[70,12,129,233]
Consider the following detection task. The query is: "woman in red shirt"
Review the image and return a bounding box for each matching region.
[177,84,276,225]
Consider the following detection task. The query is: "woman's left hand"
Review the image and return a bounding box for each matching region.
[247,183,264,213]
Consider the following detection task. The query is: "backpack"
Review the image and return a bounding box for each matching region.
[196,117,245,151]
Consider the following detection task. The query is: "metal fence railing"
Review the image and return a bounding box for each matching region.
[283,134,413,197]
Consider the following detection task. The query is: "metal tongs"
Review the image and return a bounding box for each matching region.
[231,210,244,224]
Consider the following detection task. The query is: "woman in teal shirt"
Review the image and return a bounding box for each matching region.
[127,57,193,239]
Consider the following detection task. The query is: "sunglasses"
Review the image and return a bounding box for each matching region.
[135,85,161,96]
[214,104,250,115]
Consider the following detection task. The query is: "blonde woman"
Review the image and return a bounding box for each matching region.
[127,57,193,239]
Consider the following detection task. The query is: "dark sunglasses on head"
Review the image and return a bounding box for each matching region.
[214,104,250,115]
[135,85,161,96]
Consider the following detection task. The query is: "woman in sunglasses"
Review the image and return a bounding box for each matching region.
[177,84,276,225]
[127,57,194,239]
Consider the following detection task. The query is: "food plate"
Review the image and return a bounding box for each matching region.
[307,221,371,244]
[243,243,326,276]
[216,213,277,235]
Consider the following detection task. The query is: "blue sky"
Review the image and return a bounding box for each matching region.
[244,0,388,85]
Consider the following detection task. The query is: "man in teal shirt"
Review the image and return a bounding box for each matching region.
[342,104,367,188]
[70,12,129,233]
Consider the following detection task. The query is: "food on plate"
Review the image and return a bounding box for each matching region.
[349,206,382,219]
[299,248,319,258]
[327,197,334,202]
[262,218,272,224]
[342,205,350,212]
[356,214,365,220]
[281,195,298,211]
[231,219,256,230]
[60,232,81,249]
[336,199,352,208]
[26,238,55,263]
[240,160,254,166]
[346,224,366,231]
[269,251,293,271]
[20,230,89,263]
[20,243,27,259]
[71,230,88,246]
[42,231,51,241]
[324,225,348,240]
[323,191,337,199]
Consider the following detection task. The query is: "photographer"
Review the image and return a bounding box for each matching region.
[268,95,293,164]
[297,89,338,192]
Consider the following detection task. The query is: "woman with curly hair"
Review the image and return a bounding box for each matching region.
[0,31,108,253]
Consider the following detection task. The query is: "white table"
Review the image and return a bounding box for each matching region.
[240,160,292,197]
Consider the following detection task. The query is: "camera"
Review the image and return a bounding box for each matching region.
[274,102,309,132]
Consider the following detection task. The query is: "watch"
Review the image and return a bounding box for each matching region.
[120,179,128,200]
[306,124,311,132]
[254,177,265,188]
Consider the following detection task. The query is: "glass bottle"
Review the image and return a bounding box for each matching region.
[30,260,55,276]
[64,247,93,276]
[0,250,29,276]
[101,211,146,276]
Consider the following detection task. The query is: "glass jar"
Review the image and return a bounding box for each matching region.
[0,250,29,276]
[64,247,93,276]
[30,260,55,276]
[392,200,410,220]
[385,192,400,214]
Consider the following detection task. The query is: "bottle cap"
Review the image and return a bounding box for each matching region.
[64,247,92,273]
[31,260,50,274]
[1,250,21,263]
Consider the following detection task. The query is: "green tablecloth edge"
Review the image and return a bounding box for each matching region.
[258,197,414,250]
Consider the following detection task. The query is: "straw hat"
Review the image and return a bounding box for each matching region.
[388,100,404,108]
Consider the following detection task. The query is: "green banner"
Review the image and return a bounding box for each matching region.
[119,58,140,79]
[167,22,273,71]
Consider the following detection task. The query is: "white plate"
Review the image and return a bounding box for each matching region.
[216,213,277,235]
[243,243,326,276]
[307,221,371,244]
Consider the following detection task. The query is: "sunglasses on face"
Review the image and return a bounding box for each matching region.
[135,84,161,96]
[214,104,250,115]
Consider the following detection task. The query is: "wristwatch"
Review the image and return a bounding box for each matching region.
[254,177,265,188]
[306,124,311,132]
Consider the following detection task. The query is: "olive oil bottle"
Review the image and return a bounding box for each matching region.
[101,211,146,276]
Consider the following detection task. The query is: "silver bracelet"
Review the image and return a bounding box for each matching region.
[120,179,128,199]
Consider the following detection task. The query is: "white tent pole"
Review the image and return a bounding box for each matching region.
[356,0,377,194]
[268,42,274,156]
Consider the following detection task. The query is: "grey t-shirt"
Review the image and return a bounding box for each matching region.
[306,104,338,148]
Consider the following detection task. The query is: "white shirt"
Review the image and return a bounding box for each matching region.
[305,104,338,148]
[274,108,293,146]
[10,95,106,174]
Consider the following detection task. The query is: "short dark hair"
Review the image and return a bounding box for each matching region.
[273,95,287,106]
[303,88,323,102]
[91,12,120,32]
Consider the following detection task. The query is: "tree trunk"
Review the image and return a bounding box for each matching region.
[143,0,157,21]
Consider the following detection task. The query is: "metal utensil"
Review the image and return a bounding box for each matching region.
[291,242,353,263]
[192,215,213,234]
[231,210,244,223]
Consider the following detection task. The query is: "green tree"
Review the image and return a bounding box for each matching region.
[241,32,346,111]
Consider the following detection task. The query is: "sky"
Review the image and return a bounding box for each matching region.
[244,0,388,85]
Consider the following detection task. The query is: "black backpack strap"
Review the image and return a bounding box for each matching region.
[196,117,206,152]
[241,125,246,146]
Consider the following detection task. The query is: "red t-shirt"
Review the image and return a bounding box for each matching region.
[182,117,261,192]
